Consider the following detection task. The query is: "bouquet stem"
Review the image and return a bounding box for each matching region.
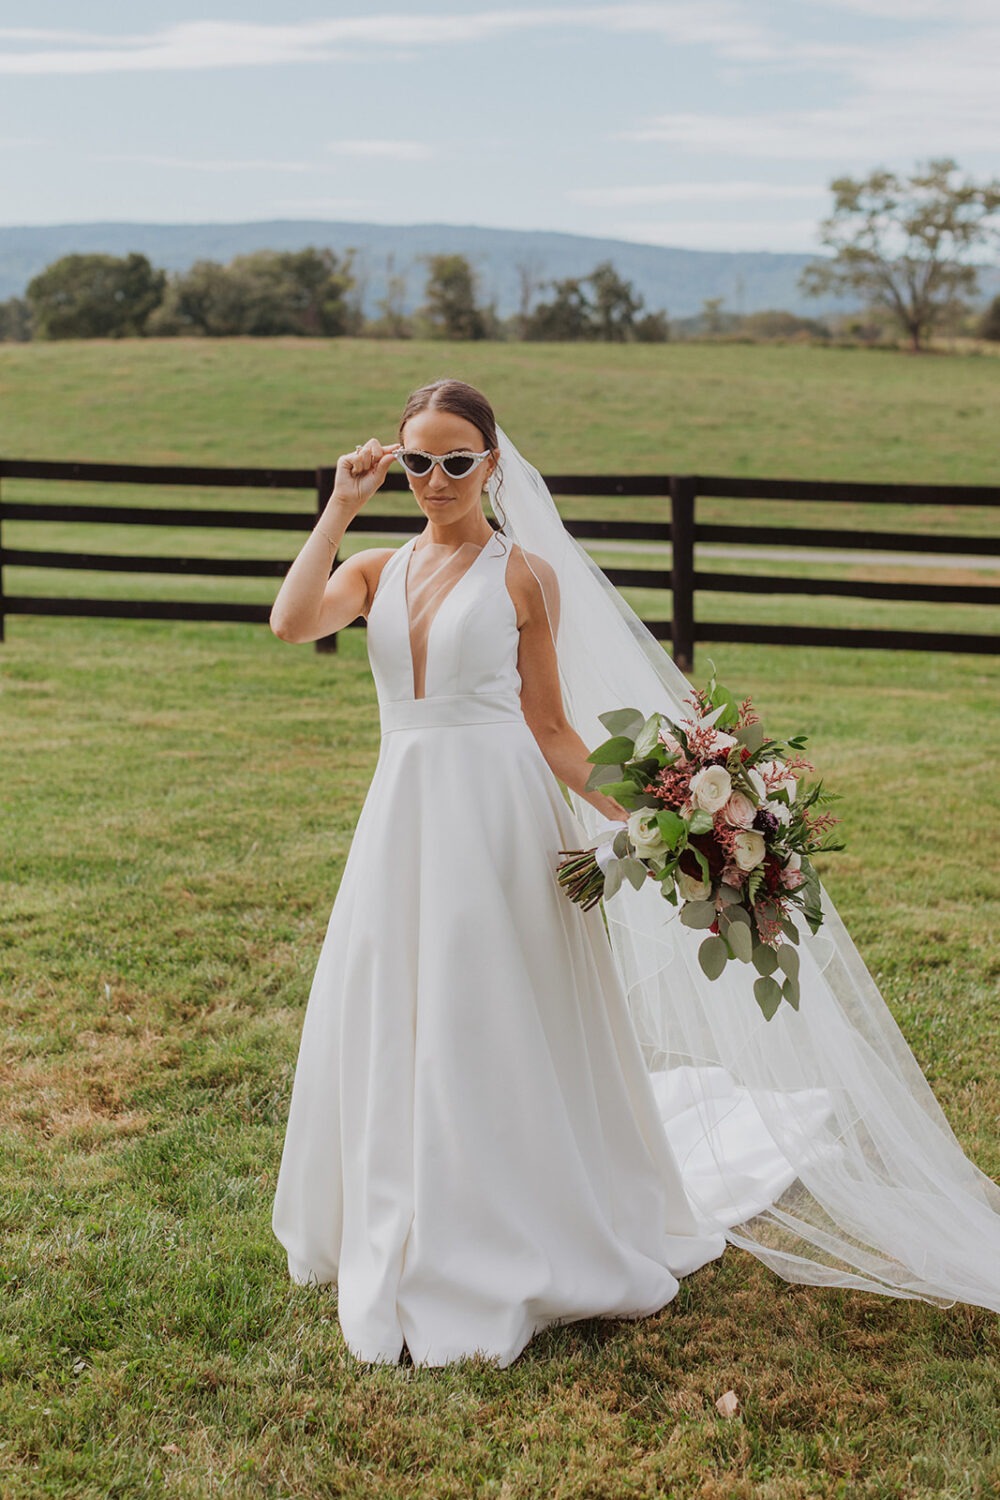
[556,850,605,911]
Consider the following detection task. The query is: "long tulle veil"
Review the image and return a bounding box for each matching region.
[487,426,1000,1315]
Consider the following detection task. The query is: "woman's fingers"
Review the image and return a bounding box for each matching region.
[343,439,400,477]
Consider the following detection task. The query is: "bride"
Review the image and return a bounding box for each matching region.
[269,378,1000,1367]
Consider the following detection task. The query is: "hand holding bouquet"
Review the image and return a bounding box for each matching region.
[557,668,843,1019]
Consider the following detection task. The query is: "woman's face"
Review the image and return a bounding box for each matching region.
[399,409,497,532]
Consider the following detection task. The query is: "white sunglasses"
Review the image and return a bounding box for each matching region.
[395,448,492,479]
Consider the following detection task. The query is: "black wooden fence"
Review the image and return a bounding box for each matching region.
[0,458,997,669]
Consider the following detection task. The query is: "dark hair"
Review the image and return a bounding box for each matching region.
[397,378,498,451]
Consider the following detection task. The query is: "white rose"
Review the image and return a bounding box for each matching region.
[733,830,766,871]
[627,809,668,863]
[723,791,756,829]
[677,869,711,901]
[689,765,732,815]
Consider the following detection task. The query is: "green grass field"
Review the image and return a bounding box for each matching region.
[1,338,997,647]
[1,341,998,1498]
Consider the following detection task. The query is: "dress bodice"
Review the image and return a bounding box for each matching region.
[366,532,523,730]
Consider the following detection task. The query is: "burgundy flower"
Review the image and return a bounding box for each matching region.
[754,807,779,838]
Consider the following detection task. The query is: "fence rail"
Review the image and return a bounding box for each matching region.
[1,458,997,668]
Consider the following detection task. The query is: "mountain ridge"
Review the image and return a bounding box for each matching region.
[4,219,996,322]
[0,219,848,319]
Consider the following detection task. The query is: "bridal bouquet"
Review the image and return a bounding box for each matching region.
[557,668,843,1019]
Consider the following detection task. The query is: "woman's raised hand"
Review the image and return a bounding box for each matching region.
[331,438,401,516]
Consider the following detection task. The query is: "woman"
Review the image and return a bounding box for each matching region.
[270,379,1000,1368]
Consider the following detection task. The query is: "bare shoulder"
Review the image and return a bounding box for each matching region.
[342,546,397,618]
[505,543,558,621]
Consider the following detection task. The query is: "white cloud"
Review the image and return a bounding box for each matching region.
[622,13,1000,164]
[94,153,313,173]
[0,6,770,76]
[568,181,826,206]
[327,140,434,162]
[793,0,997,19]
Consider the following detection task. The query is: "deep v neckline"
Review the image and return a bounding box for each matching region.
[402,533,498,701]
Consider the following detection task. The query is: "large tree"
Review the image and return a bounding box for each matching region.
[588,261,645,342]
[523,276,593,341]
[420,254,488,340]
[524,262,654,342]
[801,158,1000,352]
[150,248,356,337]
[26,253,165,339]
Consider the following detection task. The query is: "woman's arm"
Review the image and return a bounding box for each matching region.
[270,438,399,644]
[509,550,627,824]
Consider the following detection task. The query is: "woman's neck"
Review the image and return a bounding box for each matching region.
[420,515,494,550]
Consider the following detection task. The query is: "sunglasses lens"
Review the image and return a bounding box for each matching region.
[400,451,432,475]
[442,454,476,478]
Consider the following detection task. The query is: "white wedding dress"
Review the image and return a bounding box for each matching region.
[271,530,833,1367]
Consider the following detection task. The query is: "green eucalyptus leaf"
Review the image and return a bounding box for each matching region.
[585,762,622,791]
[780,918,800,945]
[752,944,778,977]
[612,829,631,860]
[603,860,623,901]
[709,683,740,730]
[753,975,783,1021]
[588,736,637,765]
[621,857,648,891]
[717,884,743,907]
[632,713,665,760]
[656,809,686,848]
[777,944,800,981]
[594,780,643,803]
[782,974,801,1011]
[725,905,751,927]
[725,920,753,963]
[698,935,730,981]
[680,900,717,930]
[734,721,765,753]
[598,708,645,739]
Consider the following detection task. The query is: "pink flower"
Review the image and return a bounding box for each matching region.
[723,791,756,829]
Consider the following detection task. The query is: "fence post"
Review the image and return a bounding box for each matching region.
[669,474,696,672]
[314,465,338,655]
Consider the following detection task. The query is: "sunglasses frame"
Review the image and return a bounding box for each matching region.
[395,448,492,480]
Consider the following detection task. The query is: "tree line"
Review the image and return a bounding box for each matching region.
[0,249,674,344]
[2,160,998,350]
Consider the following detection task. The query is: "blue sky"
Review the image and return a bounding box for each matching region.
[1,1,996,253]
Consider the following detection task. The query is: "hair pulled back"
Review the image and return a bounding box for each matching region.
[397,378,498,452]
[397,378,506,526]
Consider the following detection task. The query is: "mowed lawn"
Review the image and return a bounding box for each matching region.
[1,340,998,1499]
[1,337,997,645]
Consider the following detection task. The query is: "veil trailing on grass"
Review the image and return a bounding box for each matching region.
[487,427,1000,1316]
